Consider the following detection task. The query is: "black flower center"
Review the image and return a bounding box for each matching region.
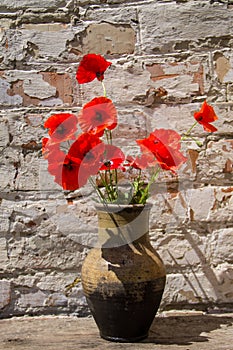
[64,160,73,171]
[104,160,112,167]
[56,124,65,134]
[95,112,103,121]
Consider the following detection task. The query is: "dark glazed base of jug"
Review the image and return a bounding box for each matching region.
[85,284,165,343]
[100,333,148,343]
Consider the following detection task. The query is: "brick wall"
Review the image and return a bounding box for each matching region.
[0,0,233,317]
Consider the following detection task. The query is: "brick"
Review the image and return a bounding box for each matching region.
[1,27,76,67]
[0,238,8,267]
[0,118,10,147]
[21,24,69,32]
[214,263,233,301]
[151,231,206,270]
[4,70,56,103]
[71,23,135,55]
[36,272,78,292]
[213,104,233,134]
[0,0,66,11]
[148,103,206,134]
[0,164,17,190]
[139,2,233,54]
[6,234,88,272]
[83,5,137,25]
[42,72,73,106]
[1,198,96,271]
[0,77,22,106]
[214,53,231,83]
[16,290,47,309]
[0,280,11,309]
[209,186,233,222]
[213,52,233,102]
[0,70,74,107]
[45,293,68,307]
[162,272,220,306]
[207,228,233,265]
[187,187,216,222]
[149,186,233,232]
[197,139,233,185]
[25,28,74,59]
[146,61,204,98]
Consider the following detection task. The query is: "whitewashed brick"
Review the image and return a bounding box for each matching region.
[0,0,66,11]
[163,272,220,307]
[0,280,11,309]
[139,2,233,54]
[17,290,47,309]
[207,228,233,265]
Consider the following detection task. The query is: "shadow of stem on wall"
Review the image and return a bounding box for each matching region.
[160,194,226,308]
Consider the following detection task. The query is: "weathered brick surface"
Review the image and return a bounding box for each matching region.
[0,280,11,310]
[0,0,232,318]
[139,2,233,54]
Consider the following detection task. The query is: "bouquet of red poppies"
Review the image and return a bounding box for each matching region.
[42,54,218,204]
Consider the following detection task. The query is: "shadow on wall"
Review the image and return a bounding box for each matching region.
[157,194,232,309]
[174,229,222,302]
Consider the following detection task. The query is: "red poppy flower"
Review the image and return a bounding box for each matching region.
[76,143,124,186]
[43,133,102,191]
[44,113,78,143]
[42,137,49,149]
[98,144,125,171]
[78,97,117,136]
[76,54,111,84]
[47,148,67,187]
[47,133,101,191]
[137,129,187,174]
[42,137,50,158]
[42,137,77,189]
[42,137,61,159]
[194,101,218,132]
[42,137,76,189]
[68,133,102,159]
[62,154,82,191]
[67,133,103,187]
[126,153,157,170]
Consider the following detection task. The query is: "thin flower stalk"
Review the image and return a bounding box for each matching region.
[138,167,160,204]
[181,121,202,147]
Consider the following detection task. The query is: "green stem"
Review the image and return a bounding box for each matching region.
[137,169,142,185]
[99,172,112,202]
[181,121,198,140]
[133,169,141,195]
[108,169,116,201]
[181,121,203,146]
[114,169,118,190]
[139,167,160,204]
[188,136,203,147]
[102,81,107,97]
[104,129,112,145]
[109,130,112,145]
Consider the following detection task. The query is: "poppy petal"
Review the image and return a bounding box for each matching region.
[76,54,111,84]
[78,97,117,136]
[44,113,78,143]
[194,101,218,132]
[137,129,187,174]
